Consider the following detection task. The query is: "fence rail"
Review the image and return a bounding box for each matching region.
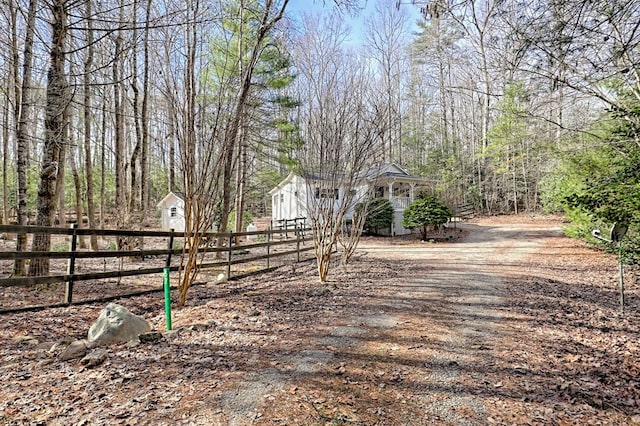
[454,203,475,220]
[0,224,314,311]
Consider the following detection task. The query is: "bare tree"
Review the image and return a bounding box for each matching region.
[216,0,290,242]
[129,0,142,213]
[156,0,226,305]
[13,0,38,276]
[29,0,69,276]
[140,0,152,214]
[510,0,640,134]
[117,3,127,220]
[83,0,98,250]
[293,12,378,283]
[364,0,411,163]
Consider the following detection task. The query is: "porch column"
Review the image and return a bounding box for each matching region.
[388,181,395,236]
[409,183,416,202]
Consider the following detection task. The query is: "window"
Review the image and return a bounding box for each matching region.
[170,206,177,218]
[315,187,339,199]
[280,194,284,203]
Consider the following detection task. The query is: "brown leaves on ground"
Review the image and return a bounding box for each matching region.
[495,233,640,425]
[0,215,638,425]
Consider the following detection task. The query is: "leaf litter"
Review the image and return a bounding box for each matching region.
[0,215,638,425]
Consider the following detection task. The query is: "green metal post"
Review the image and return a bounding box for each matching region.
[164,267,172,330]
[164,230,174,330]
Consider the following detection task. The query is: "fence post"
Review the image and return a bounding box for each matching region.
[64,223,78,304]
[296,224,300,263]
[164,229,174,331]
[227,233,233,279]
[266,226,271,269]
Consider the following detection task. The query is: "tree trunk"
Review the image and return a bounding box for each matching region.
[29,0,68,277]
[129,0,141,213]
[83,0,98,250]
[168,111,176,192]
[234,129,247,234]
[113,3,127,227]
[140,0,152,215]
[100,93,107,228]
[13,0,38,276]
[69,142,86,248]
[55,134,67,228]
[218,0,289,239]
[2,70,10,225]
[1,96,8,225]
[177,0,201,306]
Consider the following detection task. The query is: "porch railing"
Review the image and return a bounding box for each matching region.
[390,196,411,209]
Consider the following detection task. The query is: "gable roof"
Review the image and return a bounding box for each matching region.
[268,172,297,195]
[157,191,185,208]
[359,163,410,180]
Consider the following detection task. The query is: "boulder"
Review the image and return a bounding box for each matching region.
[87,303,150,348]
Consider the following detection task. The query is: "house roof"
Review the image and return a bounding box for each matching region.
[358,163,439,185]
[359,163,409,179]
[157,191,185,208]
[269,163,437,194]
[268,172,296,195]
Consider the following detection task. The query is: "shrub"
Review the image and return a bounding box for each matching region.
[402,195,452,240]
[356,198,394,235]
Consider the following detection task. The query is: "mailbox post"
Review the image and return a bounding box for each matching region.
[592,222,628,314]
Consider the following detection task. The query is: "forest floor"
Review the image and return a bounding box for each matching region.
[1,215,639,425]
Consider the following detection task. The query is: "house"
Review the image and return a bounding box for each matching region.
[269,163,437,236]
[157,191,185,232]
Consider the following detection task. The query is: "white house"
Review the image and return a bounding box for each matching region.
[269,163,437,236]
[157,191,186,232]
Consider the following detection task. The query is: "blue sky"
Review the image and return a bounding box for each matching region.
[285,0,377,45]
[285,1,421,46]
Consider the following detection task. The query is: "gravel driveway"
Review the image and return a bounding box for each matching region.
[350,221,563,424]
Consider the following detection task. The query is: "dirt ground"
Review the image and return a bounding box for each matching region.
[1,215,639,425]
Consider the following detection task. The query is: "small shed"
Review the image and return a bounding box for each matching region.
[157,191,185,232]
[268,172,308,226]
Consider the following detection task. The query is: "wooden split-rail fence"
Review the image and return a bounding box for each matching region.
[0,223,314,313]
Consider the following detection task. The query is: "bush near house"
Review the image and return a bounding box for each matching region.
[356,198,394,235]
[402,195,453,240]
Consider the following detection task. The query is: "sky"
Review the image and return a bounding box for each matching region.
[285,0,422,47]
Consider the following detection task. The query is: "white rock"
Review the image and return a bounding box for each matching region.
[87,303,150,348]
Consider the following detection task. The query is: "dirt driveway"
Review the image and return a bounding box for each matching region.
[1,215,639,425]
